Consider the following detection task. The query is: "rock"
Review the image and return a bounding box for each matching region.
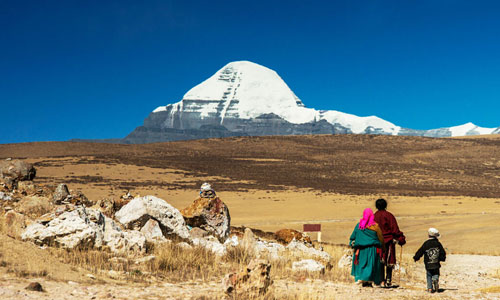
[337,250,353,269]
[15,196,52,219]
[86,273,96,280]
[22,206,105,249]
[0,159,36,182]
[17,181,37,195]
[52,184,70,204]
[134,255,156,265]
[189,227,209,239]
[121,191,134,200]
[67,190,92,206]
[3,210,27,239]
[0,191,13,201]
[223,258,272,297]
[102,216,146,253]
[292,259,325,273]
[22,205,148,254]
[115,195,189,240]
[181,195,230,241]
[176,242,193,250]
[275,228,312,245]
[93,198,117,217]
[237,228,285,260]
[140,219,166,243]
[192,236,226,256]
[25,282,43,292]
[286,240,331,262]
[255,240,285,261]
[223,235,239,248]
[241,228,257,254]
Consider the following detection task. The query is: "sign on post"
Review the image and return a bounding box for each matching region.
[303,224,322,242]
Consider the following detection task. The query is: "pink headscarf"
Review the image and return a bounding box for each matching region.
[359,208,376,230]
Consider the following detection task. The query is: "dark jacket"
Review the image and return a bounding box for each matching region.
[413,238,446,270]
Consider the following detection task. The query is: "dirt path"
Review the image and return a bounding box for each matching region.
[1,254,499,299]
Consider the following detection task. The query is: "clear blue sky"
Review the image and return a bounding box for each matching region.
[2,0,500,143]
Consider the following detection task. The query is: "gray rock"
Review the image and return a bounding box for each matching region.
[337,251,353,269]
[192,236,226,256]
[102,216,146,253]
[0,191,13,201]
[22,207,104,249]
[189,227,209,239]
[140,219,167,243]
[0,159,36,182]
[52,183,70,204]
[292,259,325,273]
[22,206,146,253]
[286,240,331,262]
[115,195,189,240]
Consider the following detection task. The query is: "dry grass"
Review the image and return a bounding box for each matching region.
[479,286,500,293]
[145,242,220,282]
[0,233,86,282]
[492,269,500,280]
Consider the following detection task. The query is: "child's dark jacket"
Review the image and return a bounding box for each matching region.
[413,238,446,270]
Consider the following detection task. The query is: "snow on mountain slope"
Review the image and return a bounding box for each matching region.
[153,61,401,135]
[448,122,497,136]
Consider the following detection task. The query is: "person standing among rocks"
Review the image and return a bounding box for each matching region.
[374,198,406,287]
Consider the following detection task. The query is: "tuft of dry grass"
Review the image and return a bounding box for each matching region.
[492,269,500,280]
[145,242,221,282]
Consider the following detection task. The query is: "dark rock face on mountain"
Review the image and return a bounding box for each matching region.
[124,113,350,144]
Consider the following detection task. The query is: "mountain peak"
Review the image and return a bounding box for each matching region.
[447,122,496,136]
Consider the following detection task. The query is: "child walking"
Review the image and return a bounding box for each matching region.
[413,228,446,293]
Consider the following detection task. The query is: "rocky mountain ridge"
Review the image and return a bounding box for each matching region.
[123,61,499,143]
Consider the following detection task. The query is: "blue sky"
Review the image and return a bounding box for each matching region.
[1,0,500,143]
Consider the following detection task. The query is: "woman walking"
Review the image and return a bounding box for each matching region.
[349,208,385,286]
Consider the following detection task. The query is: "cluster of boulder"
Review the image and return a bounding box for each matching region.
[1,159,334,296]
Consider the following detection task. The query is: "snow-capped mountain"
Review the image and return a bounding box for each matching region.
[124,61,499,143]
[424,122,498,138]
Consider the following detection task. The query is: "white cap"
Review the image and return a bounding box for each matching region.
[200,182,212,192]
[428,227,440,238]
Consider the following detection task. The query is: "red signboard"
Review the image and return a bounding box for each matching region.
[303,224,321,232]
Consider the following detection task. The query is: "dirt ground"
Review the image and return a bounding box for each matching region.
[1,253,500,299]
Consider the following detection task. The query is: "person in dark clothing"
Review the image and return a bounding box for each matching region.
[413,228,446,293]
[373,198,406,287]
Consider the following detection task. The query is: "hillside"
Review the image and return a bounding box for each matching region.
[2,134,500,198]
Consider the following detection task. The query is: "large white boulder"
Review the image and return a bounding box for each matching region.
[22,207,104,249]
[22,206,147,254]
[115,195,189,240]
